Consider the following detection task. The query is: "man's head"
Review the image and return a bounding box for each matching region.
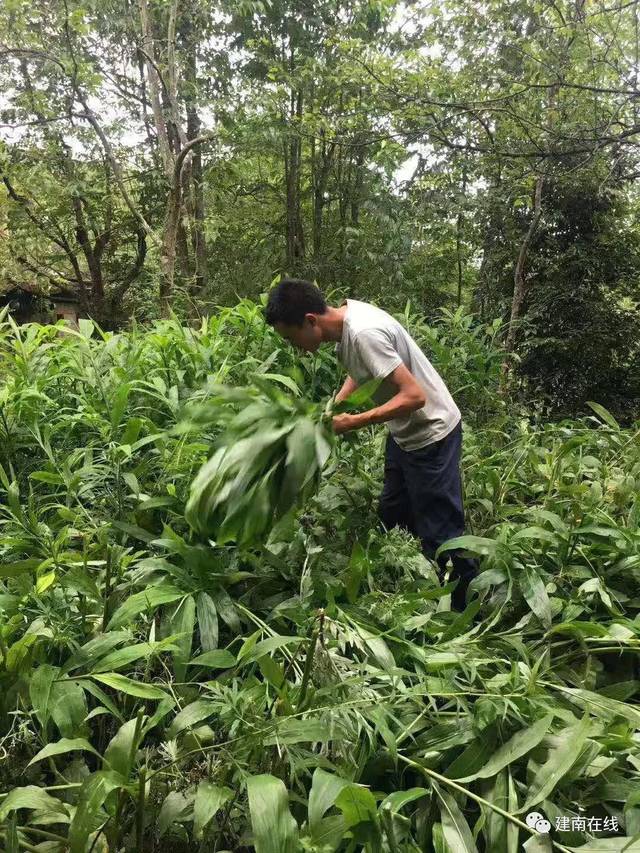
[265,278,328,352]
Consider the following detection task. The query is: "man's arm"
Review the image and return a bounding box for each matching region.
[332,363,426,434]
[335,375,358,404]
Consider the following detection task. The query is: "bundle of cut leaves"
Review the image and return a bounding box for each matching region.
[182,375,379,545]
[183,378,328,544]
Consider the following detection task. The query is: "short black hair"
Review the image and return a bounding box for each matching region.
[264,278,328,327]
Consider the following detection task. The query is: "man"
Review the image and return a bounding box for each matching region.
[265,278,477,611]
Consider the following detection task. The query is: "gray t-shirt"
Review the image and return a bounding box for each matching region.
[335,299,461,450]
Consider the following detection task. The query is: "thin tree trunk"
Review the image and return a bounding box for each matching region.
[184,21,207,293]
[160,134,215,317]
[501,173,545,380]
[139,0,173,180]
[456,157,468,307]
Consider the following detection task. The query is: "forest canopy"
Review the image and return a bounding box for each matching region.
[0,0,639,415]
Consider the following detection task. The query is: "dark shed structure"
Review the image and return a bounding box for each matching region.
[0,283,80,327]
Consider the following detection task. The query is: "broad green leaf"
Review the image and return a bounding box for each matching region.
[309,769,352,836]
[50,680,88,738]
[264,718,345,746]
[380,788,429,814]
[523,835,552,852]
[28,737,100,767]
[257,372,301,396]
[197,591,219,651]
[334,783,378,828]
[519,715,591,813]
[247,774,299,853]
[29,663,60,730]
[567,839,640,851]
[193,781,232,838]
[68,771,125,853]
[171,594,196,682]
[187,648,236,669]
[92,672,169,700]
[458,715,553,782]
[158,790,194,837]
[436,535,497,558]
[107,583,184,629]
[238,635,305,663]
[586,401,621,430]
[558,687,640,727]
[437,787,478,853]
[519,567,552,629]
[481,769,508,853]
[0,786,67,821]
[168,699,216,736]
[104,718,139,778]
[91,638,179,673]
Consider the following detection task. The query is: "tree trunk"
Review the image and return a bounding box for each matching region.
[501,173,545,380]
[183,18,208,293]
[284,44,305,272]
[139,0,173,181]
[456,157,468,307]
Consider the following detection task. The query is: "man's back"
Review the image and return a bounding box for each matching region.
[335,299,461,450]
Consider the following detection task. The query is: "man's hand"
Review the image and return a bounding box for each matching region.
[332,413,358,435]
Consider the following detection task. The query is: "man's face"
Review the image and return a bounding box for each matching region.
[274,315,323,352]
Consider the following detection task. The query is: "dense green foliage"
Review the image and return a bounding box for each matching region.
[1,0,640,416]
[0,302,639,852]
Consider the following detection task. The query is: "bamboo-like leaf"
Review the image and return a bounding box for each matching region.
[458,715,553,782]
[247,774,299,853]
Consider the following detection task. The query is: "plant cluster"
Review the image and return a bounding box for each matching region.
[0,302,638,852]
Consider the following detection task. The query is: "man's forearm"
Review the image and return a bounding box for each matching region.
[350,391,423,428]
[335,375,358,404]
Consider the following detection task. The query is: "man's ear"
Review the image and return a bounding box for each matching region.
[305,313,318,327]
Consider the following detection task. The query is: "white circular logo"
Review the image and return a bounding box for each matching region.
[526,812,545,829]
[536,819,551,834]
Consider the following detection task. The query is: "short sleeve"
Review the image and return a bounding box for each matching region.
[354,329,403,381]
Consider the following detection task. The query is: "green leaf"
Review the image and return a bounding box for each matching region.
[264,718,345,746]
[458,715,553,782]
[193,782,232,839]
[308,769,352,837]
[523,835,553,852]
[91,638,179,673]
[168,699,216,736]
[107,583,184,629]
[29,663,60,730]
[334,783,378,828]
[50,679,88,738]
[197,591,219,651]
[519,715,591,813]
[104,718,139,778]
[519,567,552,629]
[171,595,196,682]
[0,786,67,821]
[567,839,640,851]
[336,378,382,410]
[380,788,429,814]
[586,401,621,430]
[158,791,194,838]
[238,635,305,663]
[28,737,100,767]
[187,649,236,669]
[92,672,169,700]
[247,774,299,853]
[68,772,125,853]
[436,535,497,558]
[437,786,478,853]
[257,372,301,396]
[558,687,640,727]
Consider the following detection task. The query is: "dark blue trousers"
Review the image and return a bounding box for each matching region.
[378,420,477,610]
